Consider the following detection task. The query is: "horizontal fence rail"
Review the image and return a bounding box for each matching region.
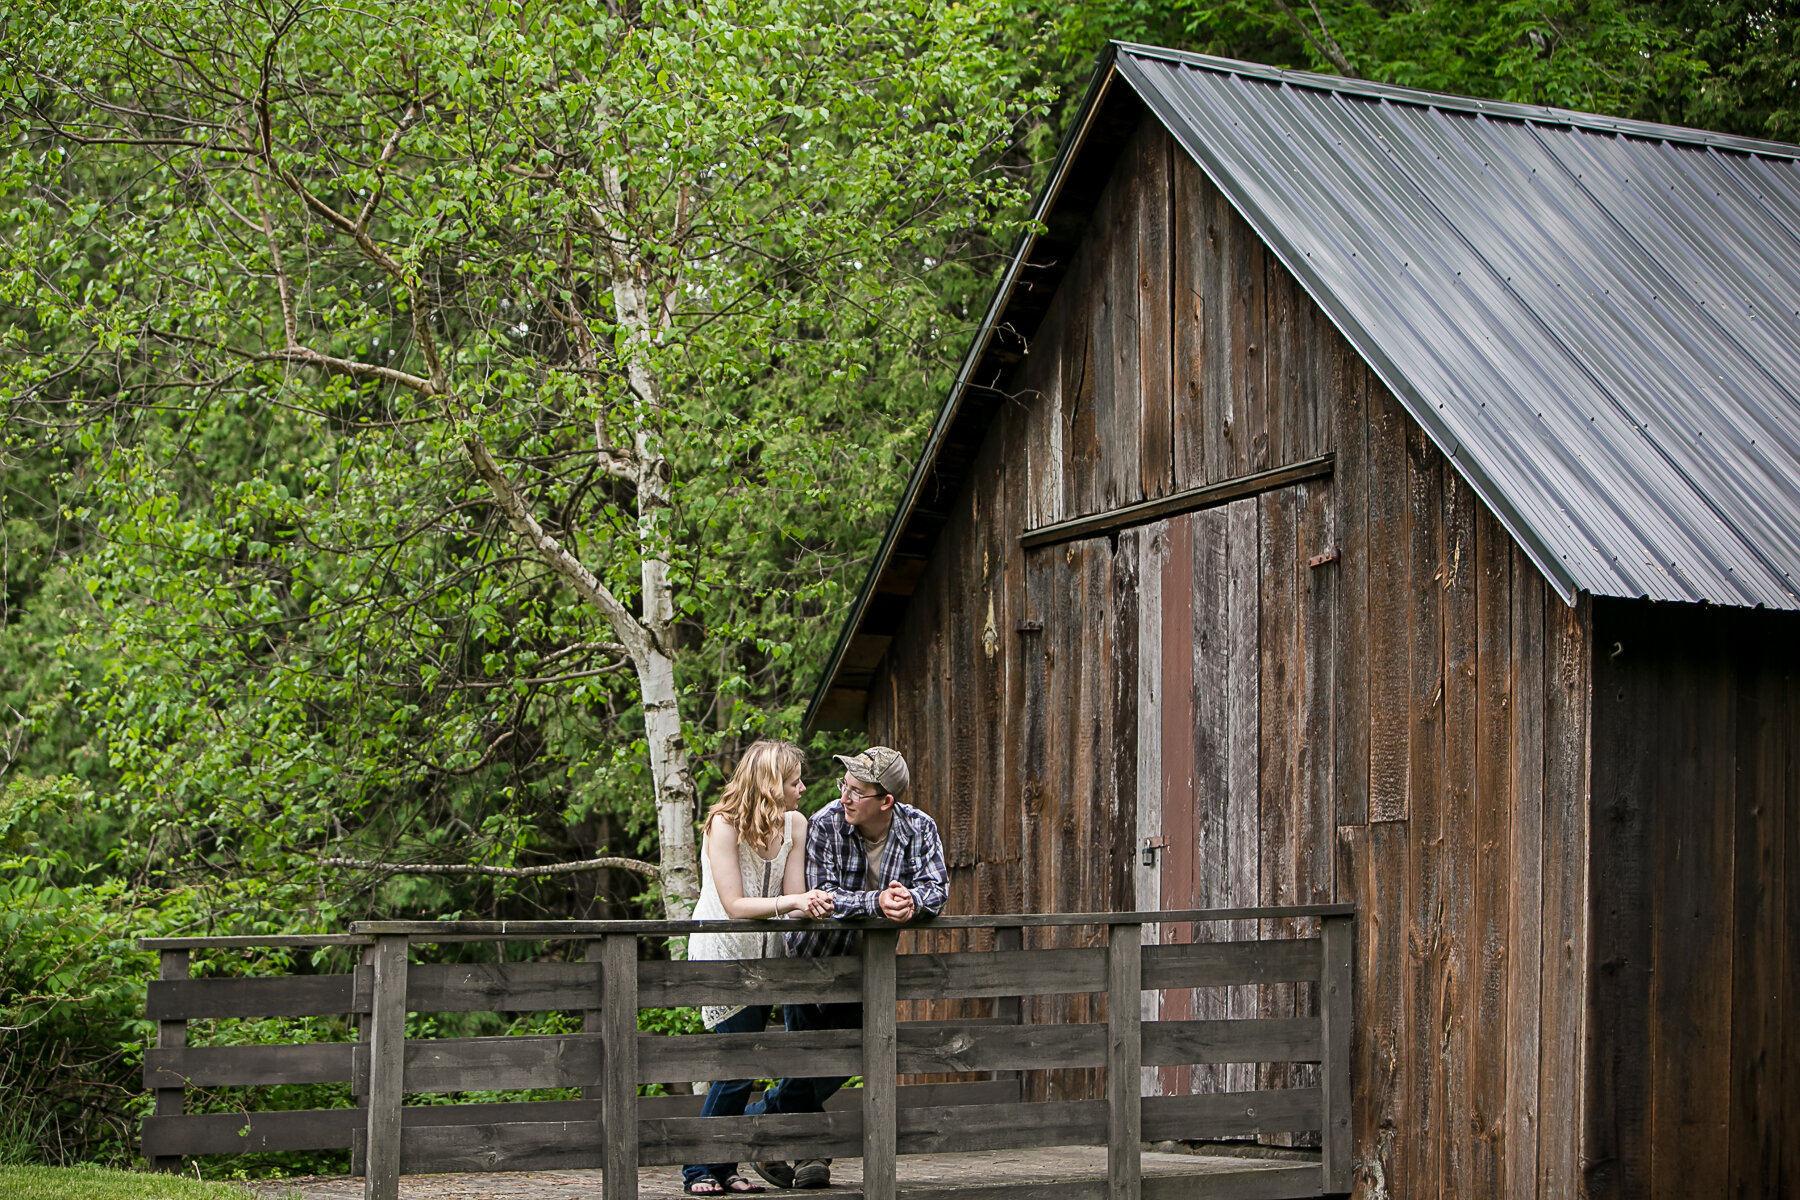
[140,907,1353,1200]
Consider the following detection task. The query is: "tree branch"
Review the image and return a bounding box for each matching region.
[1271,0,1358,77]
[321,855,662,879]
[256,346,434,393]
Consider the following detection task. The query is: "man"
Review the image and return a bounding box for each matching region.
[749,745,947,1189]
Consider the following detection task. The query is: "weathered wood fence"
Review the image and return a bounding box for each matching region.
[140,907,1353,1200]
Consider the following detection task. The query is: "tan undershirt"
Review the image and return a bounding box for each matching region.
[861,829,890,892]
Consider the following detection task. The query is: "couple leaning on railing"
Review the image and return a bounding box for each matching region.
[686,740,947,1198]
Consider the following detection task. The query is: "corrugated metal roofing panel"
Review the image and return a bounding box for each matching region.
[1118,47,1800,608]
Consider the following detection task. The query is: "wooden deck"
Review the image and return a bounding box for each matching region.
[250,1147,1321,1200]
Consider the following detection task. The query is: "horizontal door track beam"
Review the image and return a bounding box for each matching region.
[1020,454,1334,551]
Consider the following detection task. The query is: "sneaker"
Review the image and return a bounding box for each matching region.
[792,1160,831,1189]
[751,1162,796,1190]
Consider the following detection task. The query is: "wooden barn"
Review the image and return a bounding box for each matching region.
[805,44,1800,1200]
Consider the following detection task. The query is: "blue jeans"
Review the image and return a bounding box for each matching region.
[682,1004,775,1187]
[747,1001,863,1120]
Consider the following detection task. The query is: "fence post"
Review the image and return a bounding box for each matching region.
[363,934,408,1200]
[599,933,639,1200]
[861,928,899,1200]
[990,924,1023,1101]
[583,939,605,1105]
[1106,922,1142,1200]
[351,943,373,1176]
[1319,914,1354,1193]
[148,948,189,1172]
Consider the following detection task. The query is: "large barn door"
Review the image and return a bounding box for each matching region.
[1133,477,1336,1103]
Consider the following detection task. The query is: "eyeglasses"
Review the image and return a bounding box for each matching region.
[839,775,881,802]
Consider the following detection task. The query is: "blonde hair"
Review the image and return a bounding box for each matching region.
[707,739,804,856]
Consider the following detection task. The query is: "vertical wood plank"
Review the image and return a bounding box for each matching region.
[1097,139,1139,513]
[1505,548,1546,1200]
[1170,146,1212,489]
[1586,599,1652,1200]
[1230,197,1267,476]
[997,406,1029,913]
[1440,471,1479,1198]
[149,949,190,1172]
[1135,523,1166,1099]
[1224,495,1261,1094]
[1137,124,1174,501]
[1647,609,1734,1200]
[978,434,1012,895]
[1107,922,1143,1200]
[584,940,605,1103]
[1291,475,1337,1124]
[1536,594,1590,1200]
[1320,915,1355,1193]
[1020,543,1050,1101]
[600,933,640,1200]
[1202,177,1234,485]
[1780,639,1800,1200]
[1263,253,1300,469]
[1470,504,1514,1199]
[1159,512,1196,1098]
[1064,240,1100,519]
[993,924,1025,1101]
[947,485,977,871]
[1330,335,1370,830]
[1257,483,1300,1118]
[862,929,899,1200]
[1737,609,1798,1200]
[1028,299,1068,529]
[1365,379,1409,822]
[1728,629,1771,1200]
[363,935,408,1200]
[1111,525,1142,917]
[1344,820,1408,1197]
[1189,506,1231,1096]
[351,943,373,1177]
[1403,420,1446,1199]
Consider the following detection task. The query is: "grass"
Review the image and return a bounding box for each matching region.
[0,1164,269,1200]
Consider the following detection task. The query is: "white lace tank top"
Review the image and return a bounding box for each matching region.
[689,811,799,1029]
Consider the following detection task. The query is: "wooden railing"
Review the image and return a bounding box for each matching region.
[139,907,1354,1200]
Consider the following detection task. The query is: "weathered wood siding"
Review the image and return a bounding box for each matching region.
[1586,598,1800,1200]
[866,117,1608,1197]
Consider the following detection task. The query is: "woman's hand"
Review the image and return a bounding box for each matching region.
[785,889,833,919]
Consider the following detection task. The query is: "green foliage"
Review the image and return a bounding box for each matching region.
[1058,0,1703,115]
[0,0,1050,921]
[1638,1,1800,140]
[0,1164,256,1199]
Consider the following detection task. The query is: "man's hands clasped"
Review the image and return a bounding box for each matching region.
[876,881,915,922]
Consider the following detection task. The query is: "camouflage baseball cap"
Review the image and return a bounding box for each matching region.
[833,746,910,798]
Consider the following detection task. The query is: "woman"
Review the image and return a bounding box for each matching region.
[682,739,833,1195]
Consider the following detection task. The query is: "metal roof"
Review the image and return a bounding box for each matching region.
[804,44,1800,728]
[1118,44,1800,608]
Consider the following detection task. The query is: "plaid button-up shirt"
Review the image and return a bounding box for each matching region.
[784,798,948,958]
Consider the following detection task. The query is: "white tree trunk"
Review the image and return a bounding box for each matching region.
[599,163,701,919]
